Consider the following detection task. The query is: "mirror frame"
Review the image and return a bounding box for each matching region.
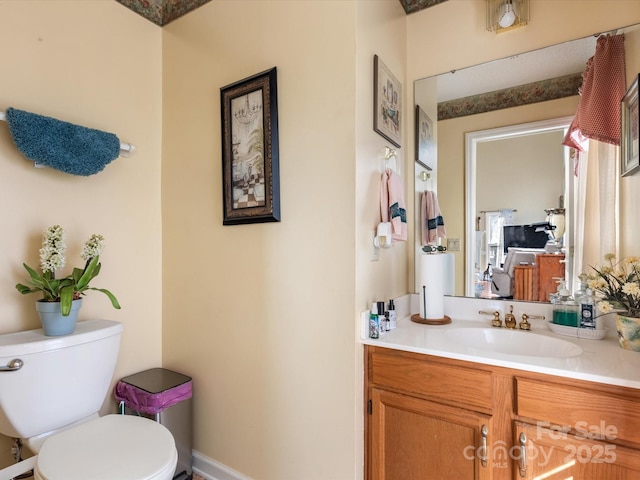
[464,116,574,297]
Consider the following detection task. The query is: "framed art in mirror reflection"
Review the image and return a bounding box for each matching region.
[415,105,434,171]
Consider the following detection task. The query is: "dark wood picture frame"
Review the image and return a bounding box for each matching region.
[415,105,433,171]
[221,67,280,225]
[621,74,639,177]
[373,55,402,148]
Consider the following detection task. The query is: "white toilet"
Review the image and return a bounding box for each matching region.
[0,319,177,480]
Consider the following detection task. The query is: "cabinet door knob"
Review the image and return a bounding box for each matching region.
[519,432,527,478]
[480,424,488,467]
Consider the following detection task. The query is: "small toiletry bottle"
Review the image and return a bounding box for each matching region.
[580,288,597,329]
[384,311,391,332]
[388,299,397,330]
[369,303,379,339]
[377,301,387,335]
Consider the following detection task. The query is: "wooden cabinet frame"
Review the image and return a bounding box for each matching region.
[365,346,640,480]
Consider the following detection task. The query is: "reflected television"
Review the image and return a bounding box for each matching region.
[503,223,550,252]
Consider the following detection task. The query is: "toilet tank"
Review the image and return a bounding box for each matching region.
[0,319,123,439]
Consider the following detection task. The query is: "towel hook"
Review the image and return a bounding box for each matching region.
[418,171,431,182]
[383,146,396,160]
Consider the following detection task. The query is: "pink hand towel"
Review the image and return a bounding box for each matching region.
[380,168,407,242]
[421,190,446,245]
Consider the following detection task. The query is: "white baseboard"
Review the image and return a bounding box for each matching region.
[192,450,253,480]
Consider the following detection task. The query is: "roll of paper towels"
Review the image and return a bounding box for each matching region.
[418,253,448,320]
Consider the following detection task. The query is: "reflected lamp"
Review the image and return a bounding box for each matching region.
[545,208,566,241]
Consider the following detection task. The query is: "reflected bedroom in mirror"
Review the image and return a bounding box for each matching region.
[414,22,640,304]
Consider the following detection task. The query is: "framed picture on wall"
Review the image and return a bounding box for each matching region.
[373,55,402,148]
[621,74,639,177]
[415,105,434,171]
[220,67,281,225]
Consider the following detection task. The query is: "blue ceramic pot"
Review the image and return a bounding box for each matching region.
[36,299,82,336]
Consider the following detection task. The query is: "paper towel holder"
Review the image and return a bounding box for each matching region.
[411,284,452,325]
[410,313,451,325]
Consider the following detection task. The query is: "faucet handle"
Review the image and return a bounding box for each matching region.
[479,310,502,328]
[519,313,545,331]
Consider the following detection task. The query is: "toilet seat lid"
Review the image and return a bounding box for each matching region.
[35,414,177,480]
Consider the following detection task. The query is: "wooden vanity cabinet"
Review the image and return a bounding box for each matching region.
[514,422,640,479]
[369,388,492,480]
[366,347,508,480]
[514,377,640,479]
[365,346,640,480]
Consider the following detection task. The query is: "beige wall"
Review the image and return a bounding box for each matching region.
[408,1,640,84]
[354,3,408,479]
[162,1,405,479]
[0,0,162,465]
[476,131,565,226]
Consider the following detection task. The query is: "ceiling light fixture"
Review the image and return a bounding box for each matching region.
[486,0,530,33]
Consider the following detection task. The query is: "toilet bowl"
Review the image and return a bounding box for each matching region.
[34,415,177,480]
[0,320,179,480]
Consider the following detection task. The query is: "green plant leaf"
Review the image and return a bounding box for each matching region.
[16,283,38,295]
[59,286,75,316]
[87,287,121,309]
[22,263,46,288]
[75,256,100,291]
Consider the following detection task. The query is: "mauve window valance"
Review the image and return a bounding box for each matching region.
[563,34,627,151]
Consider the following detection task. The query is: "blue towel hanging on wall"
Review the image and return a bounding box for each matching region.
[5,107,121,176]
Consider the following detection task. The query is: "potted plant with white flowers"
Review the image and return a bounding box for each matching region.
[587,253,640,351]
[15,225,120,336]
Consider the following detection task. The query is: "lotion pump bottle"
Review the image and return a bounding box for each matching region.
[388,299,397,330]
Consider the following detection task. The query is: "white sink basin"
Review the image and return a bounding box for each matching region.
[444,327,583,358]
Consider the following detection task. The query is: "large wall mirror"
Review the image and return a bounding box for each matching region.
[414,22,640,304]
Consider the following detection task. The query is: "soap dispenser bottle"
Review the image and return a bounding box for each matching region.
[574,273,589,305]
[551,282,579,327]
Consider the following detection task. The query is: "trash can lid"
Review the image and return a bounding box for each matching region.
[120,368,191,394]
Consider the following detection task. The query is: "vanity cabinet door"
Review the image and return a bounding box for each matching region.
[369,388,493,480]
[514,422,640,479]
